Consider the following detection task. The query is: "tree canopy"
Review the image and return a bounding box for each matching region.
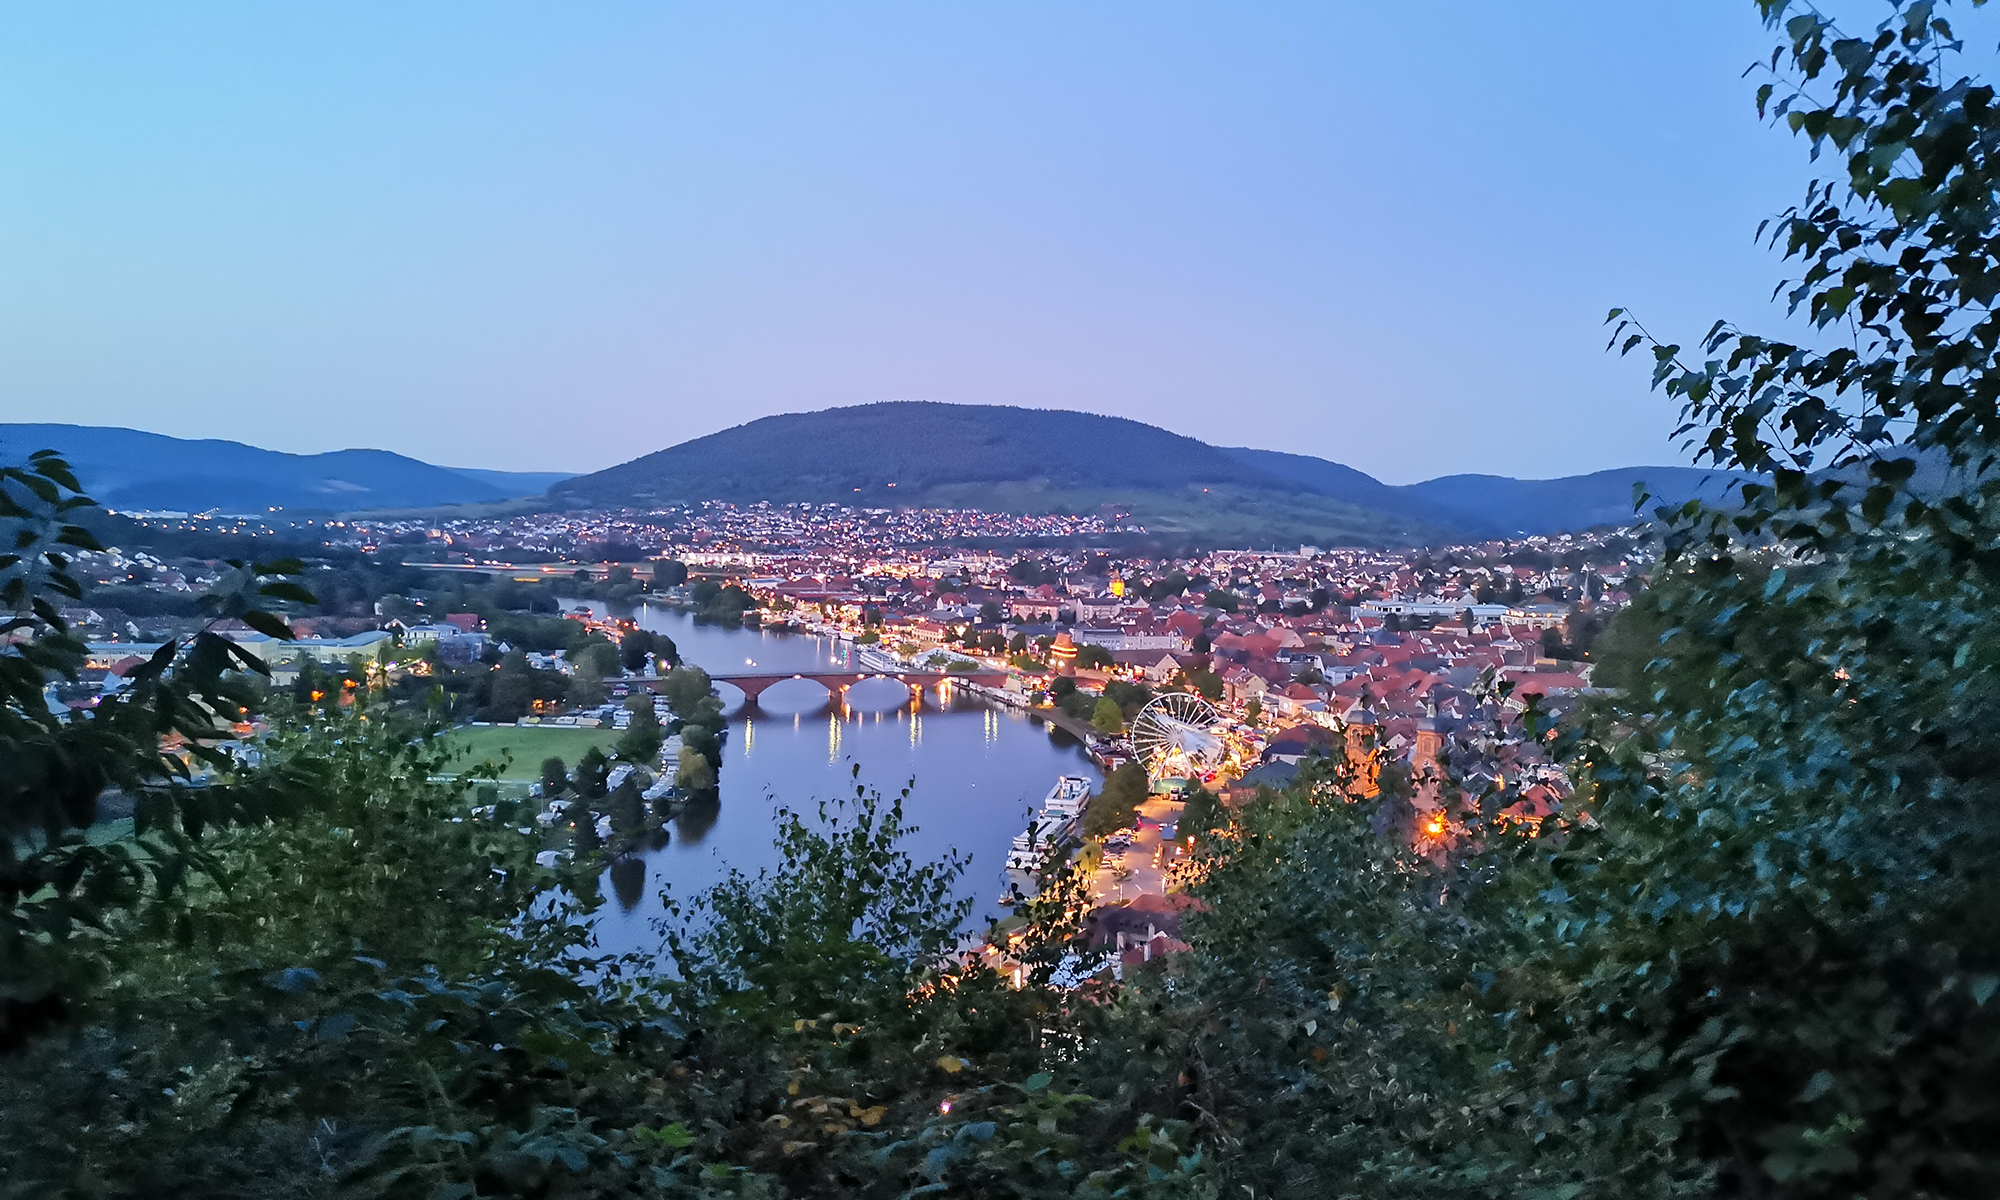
[6,5,2000,1197]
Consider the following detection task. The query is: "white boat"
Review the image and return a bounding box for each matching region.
[1006,815,1072,871]
[1042,775,1092,818]
[1005,775,1094,872]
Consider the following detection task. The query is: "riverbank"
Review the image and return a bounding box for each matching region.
[559,604,1106,950]
[1028,704,1098,745]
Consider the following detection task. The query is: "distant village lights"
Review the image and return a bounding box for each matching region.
[83,503,1621,871]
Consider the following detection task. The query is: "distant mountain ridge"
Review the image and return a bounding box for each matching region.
[0,424,566,513]
[1404,468,1744,536]
[1220,447,1748,535]
[444,467,577,495]
[555,401,1749,540]
[1217,448,1484,531]
[2,408,1750,542]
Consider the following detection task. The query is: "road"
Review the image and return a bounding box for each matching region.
[1088,794,1187,905]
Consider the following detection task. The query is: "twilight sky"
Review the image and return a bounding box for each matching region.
[0,3,1927,482]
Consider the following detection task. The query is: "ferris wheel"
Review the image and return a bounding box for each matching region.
[1130,692,1225,777]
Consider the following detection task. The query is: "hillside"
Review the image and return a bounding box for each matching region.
[0,424,567,513]
[445,467,576,495]
[551,403,1259,504]
[1219,447,1489,532]
[554,402,1746,541]
[549,402,1452,545]
[1,409,1751,541]
[1404,467,1751,536]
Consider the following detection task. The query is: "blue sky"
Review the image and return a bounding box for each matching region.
[0,3,1951,481]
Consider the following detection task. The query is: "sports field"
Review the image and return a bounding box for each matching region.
[440,724,623,780]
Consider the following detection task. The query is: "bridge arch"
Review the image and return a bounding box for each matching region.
[705,669,1009,711]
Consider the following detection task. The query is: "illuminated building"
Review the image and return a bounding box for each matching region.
[1049,630,1078,676]
[1343,714,1381,799]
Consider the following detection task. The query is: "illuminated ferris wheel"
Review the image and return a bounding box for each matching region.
[1130,692,1225,778]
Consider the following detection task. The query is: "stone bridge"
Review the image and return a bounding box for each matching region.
[625,669,1010,706]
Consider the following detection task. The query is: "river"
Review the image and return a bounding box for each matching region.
[573,601,1100,955]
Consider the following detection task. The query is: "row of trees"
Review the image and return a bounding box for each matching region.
[539,745,671,856]
[656,664,727,793]
[687,579,757,623]
[362,625,681,725]
[1048,676,1154,730]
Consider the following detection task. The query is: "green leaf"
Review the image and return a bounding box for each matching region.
[635,1122,695,1149]
[53,526,103,551]
[239,609,295,641]
[257,580,320,606]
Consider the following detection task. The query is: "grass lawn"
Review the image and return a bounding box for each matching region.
[440,725,624,780]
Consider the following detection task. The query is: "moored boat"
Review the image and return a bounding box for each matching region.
[1004,774,1094,873]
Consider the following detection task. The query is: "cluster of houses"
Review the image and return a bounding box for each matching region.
[749,570,1600,852]
[51,517,1626,849]
[60,607,493,703]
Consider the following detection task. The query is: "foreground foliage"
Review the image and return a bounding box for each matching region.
[7,3,2000,1196]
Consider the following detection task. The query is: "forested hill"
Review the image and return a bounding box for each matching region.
[0,424,566,513]
[553,401,1747,541]
[551,403,1259,504]
[549,402,1450,545]
[0,410,1747,540]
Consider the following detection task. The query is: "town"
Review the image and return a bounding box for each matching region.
[11,4,1976,1191]
[54,497,1636,969]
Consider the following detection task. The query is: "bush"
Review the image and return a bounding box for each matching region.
[1091,696,1125,735]
[674,753,717,792]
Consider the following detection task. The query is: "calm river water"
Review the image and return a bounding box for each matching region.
[576,602,1100,954]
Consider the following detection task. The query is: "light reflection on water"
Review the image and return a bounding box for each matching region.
[573,601,1099,956]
